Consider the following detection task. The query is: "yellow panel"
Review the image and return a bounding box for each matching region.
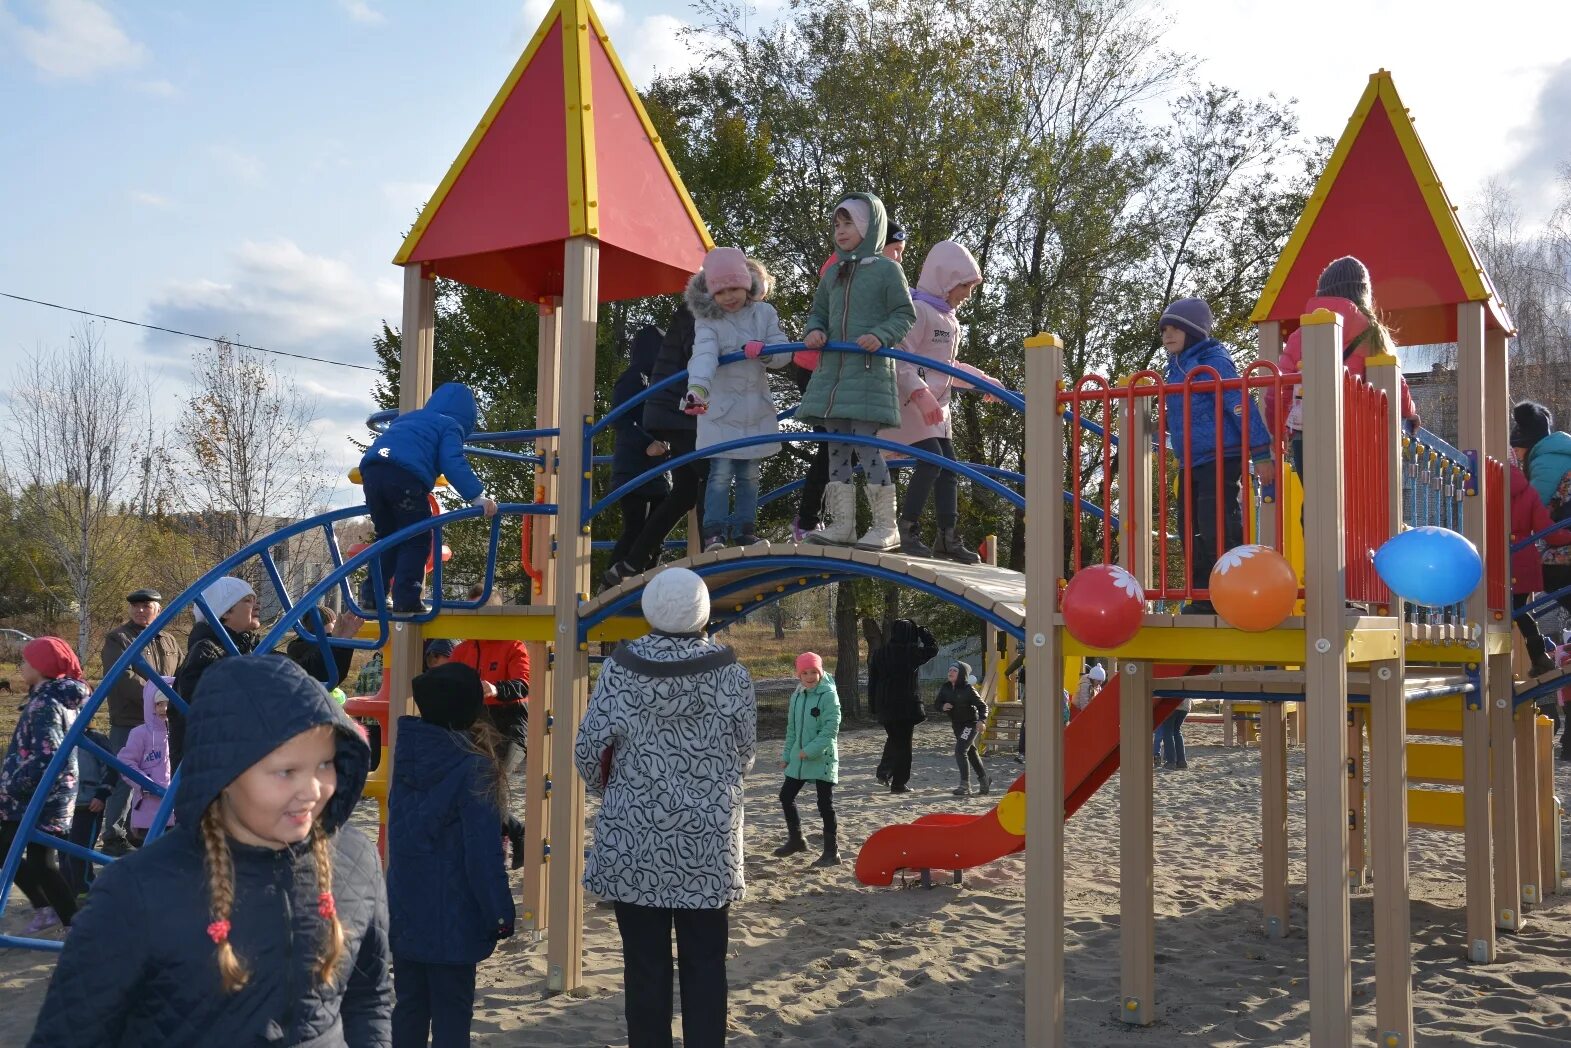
[586,616,649,643]
[1064,623,1399,665]
[1406,695,1464,736]
[424,613,557,642]
[1408,787,1465,831]
[1406,740,1465,785]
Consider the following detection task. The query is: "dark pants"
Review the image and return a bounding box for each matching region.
[954,725,984,782]
[1513,593,1551,667]
[796,436,830,529]
[0,821,77,925]
[362,462,434,611]
[610,492,662,567]
[1541,565,1571,617]
[482,703,528,777]
[879,721,916,789]
[624,429,708,570]
[65,805,102,895]
[613,901,729,1048]
[1185,459,1245,597]
[391,958,476,1048]
[1156,708,1189,765]
[780,776,836,841]
[902,437,958,527]
[101,722,136,841]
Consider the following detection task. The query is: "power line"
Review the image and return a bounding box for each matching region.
[0,290,379,372]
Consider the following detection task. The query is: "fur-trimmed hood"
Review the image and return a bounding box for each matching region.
[685,258,773,321]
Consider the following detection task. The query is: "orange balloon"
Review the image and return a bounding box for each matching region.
[1209,544,1297,632]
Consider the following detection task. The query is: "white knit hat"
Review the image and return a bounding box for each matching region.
[641,567,710,635]
[193,576,256,623]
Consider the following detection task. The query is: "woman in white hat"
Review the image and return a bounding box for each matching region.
[170,577,260,769]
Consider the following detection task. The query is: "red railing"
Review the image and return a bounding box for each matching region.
[1342,372,1391,607]
[1485,456,1508,615]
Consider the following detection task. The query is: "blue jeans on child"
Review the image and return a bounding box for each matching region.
[703,457,760,540]
[1154,708,1189,766]
[391,958,476,1048]
[361,460,433,610]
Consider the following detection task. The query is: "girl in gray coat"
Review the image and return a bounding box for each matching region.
[682,248,790,550]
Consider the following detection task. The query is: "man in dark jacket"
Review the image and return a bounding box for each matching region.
[603,325,672,587]
[867,618,938,793]
[99,588,182,854]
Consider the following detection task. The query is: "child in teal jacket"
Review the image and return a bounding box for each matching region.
[774,652,842,867]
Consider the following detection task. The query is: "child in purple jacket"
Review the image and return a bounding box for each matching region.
[117,677,173,845]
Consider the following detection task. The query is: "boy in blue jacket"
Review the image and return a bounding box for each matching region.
[359,382,497,612]
[1160,299,1275,613]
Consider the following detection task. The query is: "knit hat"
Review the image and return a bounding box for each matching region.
[412,662,485,731]
[23,637,81,680]
[1511,401,1553,451]
[1088,663,1107,682]
[796,652,823,675]
[423,638,457,661]
[701,247,752,296]
[193,576,255,624]
[641,567,710,635]
[886,221,907,243]
[1317,256,1372,308]
[1158,298,1213,343]
[835,198,871,239]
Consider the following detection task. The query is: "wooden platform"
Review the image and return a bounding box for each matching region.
[1151,668,1471,701]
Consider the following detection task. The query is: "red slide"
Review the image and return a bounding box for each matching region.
[854,664,1202,886]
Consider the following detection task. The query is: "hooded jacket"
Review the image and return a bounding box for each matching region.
[101,621,182,728]
[611,325,674,497]
[935,661,988,735]
[686,259,791,460]
[799,192,916,428]
[1162,337,1272,469]
[1265,295,1419,436]
[387,717,514,966]
[642,306,699,434]
[118,678,172,832]
[0,675,88,835]
[1523,430,1571,510]
[450,638,529,707]
[170,617,262,769]
[866,619,939,727]
[883,241,996,447]
[286,632,356,691]
[359,382,486,503]
[28,656,390,1048]
[782,672,841,784]
[574,632,756,909]
[1512,462,1571,590]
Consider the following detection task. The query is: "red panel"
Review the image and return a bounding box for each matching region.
[407,22,572,269]
[588,36,708,281]
[1267,106,1469,340]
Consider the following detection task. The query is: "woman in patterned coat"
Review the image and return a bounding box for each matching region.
[575,567,756,1048]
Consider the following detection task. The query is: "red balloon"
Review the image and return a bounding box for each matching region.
[1061,564,1146,649]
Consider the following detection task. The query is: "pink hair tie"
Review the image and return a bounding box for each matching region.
[207,920,231,944]
[318,893,336,920]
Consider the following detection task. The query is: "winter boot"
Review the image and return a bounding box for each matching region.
[506,820,527,871]
[977,771,991,795]
[813,829,841,867]
[897,518,934,558]
[806,481,857,546]
[855,483,900,551]
[773,834,809,858]
[932,526,981,565]
[952,780,972,797]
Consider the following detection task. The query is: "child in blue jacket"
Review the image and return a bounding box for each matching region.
[1159,298,1275,613]
[774,652,842,867]
[359,382,497,613]
[388,661,515,1047]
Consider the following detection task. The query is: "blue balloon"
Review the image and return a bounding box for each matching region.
[1373,527,1482,608]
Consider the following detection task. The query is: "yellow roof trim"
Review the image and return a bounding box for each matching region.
[393,6,564,265]
[562,0,595,237]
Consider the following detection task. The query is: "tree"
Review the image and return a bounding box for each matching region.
[2,326,148,656]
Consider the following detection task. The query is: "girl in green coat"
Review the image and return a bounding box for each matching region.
[774,652,843,867]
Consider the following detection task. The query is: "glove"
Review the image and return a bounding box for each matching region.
[911,387,944,426]
[794,349,821,371]
[743,340,764,359]
[683,389,709,415]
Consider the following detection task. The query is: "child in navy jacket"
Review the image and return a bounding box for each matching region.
[359,382,497,613]
[388,662,515,1047]
[935,661,990,796]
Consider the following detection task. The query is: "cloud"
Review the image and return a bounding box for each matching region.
[337,0,383,25]
[1508,57,1571,218]
[136,77,177,97]
[8,0,147,79]
[128,189,172,209]
[615,14,700,88]
[382,180,436,216]
[516,0,623,45]
[204,145,265,186]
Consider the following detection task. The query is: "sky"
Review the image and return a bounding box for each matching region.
[1,0,1568,509]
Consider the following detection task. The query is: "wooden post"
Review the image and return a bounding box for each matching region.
[1024,332,1067,1046]
[383,264,436,813]
[1119,659,1156,1025]
[1348,708,1367,886]
[1301,308,1352,1046]
[1457,301,1495,963]
[521,298,562,937]
[1517,706,1541,909]
[546,237,600,993]
[1536,715,1559,895]
[1365,352,1413,1044]
[1261,701,1290,938]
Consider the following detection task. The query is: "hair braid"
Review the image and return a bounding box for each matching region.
[200,805,249,993]
[310,824,346,985]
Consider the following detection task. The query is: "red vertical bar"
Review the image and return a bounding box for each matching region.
[1070,386,1083,574]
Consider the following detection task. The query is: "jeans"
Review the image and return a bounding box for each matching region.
[780,776,836,841]
[362,462,434,610]
[825,419,890,485]
[101,722,136,841]
[902,437,959,526]
[624,429,708,569]
[0,821,77,925]
[796,437,830,529]
[613,902,729,1048]
[1184,459,1245,596]
[391,958,476,1048]
[610,493,662,567]
[1155,708,1189,765]
[703,457,761,540]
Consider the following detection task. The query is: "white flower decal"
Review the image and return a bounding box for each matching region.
[1213,544,1268,575]
[1106,564,1144,600]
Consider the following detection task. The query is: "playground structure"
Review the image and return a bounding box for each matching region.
[0,4,1564,1041]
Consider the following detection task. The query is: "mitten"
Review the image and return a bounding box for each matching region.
[743,340,765,359]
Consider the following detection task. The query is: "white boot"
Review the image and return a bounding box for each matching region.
[806,481,858,546]
[856,483,900,551]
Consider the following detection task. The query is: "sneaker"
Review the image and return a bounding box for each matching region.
[737,531,763,548]
[25,908,59,935]
[100,835,131,858]
[791,518,821,543]
[890,785,911,794]
[875,771,890,786]
[702,536,726,553]
[391,600,432,615]
[1174,760,1189,770]
[952,785,972,797]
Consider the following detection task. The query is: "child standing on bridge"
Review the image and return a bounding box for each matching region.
[682,248,790,551]
[796,193,916,551]
[775,652,843,867]
[936,661,990,796]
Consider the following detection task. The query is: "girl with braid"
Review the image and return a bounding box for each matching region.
[28,656,391,1048]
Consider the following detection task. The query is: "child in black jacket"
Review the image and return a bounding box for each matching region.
[935,661,990,796]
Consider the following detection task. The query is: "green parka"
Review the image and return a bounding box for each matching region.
[782,672,841,784]
[798,192,915,428]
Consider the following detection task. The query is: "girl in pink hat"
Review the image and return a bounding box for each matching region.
[773,652,843,866]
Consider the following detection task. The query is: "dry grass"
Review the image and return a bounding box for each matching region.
[721,621,840,681]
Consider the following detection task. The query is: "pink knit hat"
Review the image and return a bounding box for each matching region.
[701,247,752,295]
[796,652,823,674]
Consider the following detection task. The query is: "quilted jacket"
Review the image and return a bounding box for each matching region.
[686,260,791,460]
[358,382,485,502]
[0,676,88,835]
[1162,337,1271,468]
[387,716,514,966]
[642,307,699,433]
[781,672,840,784]
[169,617,261,768]
[28,656,391,1048]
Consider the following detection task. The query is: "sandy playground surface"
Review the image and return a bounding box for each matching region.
[5,718,1571,1046]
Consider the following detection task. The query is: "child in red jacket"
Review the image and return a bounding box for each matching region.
[1510,462,1568,677]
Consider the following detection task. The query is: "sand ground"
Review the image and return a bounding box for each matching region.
[5,719,1571,1046]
